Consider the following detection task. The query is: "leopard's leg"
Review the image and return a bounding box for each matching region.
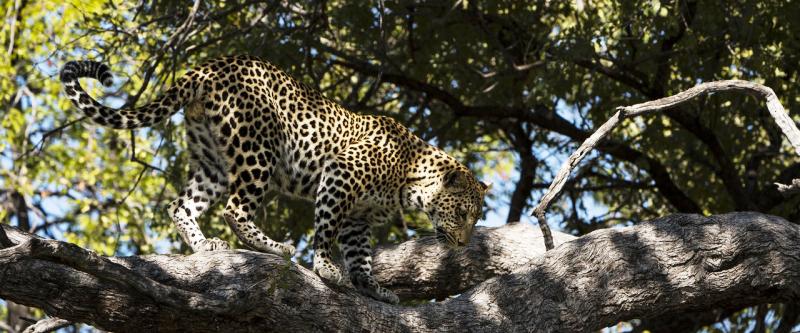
[223,167,295,256]
[168,115,229,252]
[312,160,358,285]
[338,219,399,304]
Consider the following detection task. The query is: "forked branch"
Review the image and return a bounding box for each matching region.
[533,80,800,250]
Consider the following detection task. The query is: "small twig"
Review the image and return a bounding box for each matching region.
[118,129,167,205]
[532,79,800,250]
[14,117,87,161]
[21,317,71,333]
[113,131,167,254]
[130,130,160,171]
[126,0,201,108]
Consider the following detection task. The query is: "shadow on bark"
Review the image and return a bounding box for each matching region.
[0,212,798,332]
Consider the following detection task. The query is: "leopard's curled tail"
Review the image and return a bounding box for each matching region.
[60,60,196,129]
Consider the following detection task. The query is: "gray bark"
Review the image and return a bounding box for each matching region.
[0,212,798,332]
[373,221,575,300]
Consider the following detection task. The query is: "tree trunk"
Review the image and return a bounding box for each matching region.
[0,212,798,332]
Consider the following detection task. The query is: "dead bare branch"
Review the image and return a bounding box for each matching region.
[21,317,70,333]
[533,80,800,250]
[776,179,800,196]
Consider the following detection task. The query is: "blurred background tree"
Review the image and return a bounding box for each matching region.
[1,0,798,331]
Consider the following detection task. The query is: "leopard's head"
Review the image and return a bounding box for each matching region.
[427,168,490,248]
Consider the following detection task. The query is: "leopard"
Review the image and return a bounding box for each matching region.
[59,55,490,304]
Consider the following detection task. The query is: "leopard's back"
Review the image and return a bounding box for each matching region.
[193,56,366,200]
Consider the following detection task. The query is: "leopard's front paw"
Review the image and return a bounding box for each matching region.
[352,272,399,304]
[370,286,399,304]
[313,255,343,285]
[315,265,342,285]
[269,242,296,257]
[198,237,230,252]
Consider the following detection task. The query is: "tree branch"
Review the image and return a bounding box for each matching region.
[777,179,800,196]
[0,223,12,248]
[21,318,71,333]
[373,222,575,300]
[534,80,800,250]
[777,303,799,333]
[0,236,232,315]
[1,212,798,332]
[533,111,624,249]
[505,124,538,223]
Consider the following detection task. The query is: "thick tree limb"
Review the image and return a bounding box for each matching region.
[534,80,800,250]
[1,212,799,332]
[373,222,576,300]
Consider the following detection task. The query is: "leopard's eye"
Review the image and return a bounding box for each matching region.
[457,208,468,220]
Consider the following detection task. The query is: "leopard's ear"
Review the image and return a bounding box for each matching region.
[479,182,492,194]
[444,170,470,190]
